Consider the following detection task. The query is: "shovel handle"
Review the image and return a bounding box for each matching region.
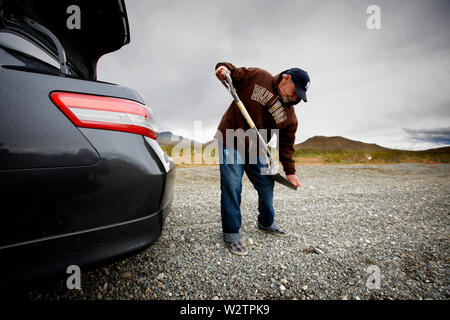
[220,72,297,189]
[224,73,256,129]
[236,100,256,129]
[223,72,272,162]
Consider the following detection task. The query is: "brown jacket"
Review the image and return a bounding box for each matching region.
[215,62,298,175]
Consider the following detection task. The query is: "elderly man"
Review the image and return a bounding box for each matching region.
[215,62,310,256]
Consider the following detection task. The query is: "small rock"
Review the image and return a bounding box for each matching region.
[314,248,324,255]
[156,273,166,281]
[279,285,286,292]
[340,295,348,300]
[281,279,288,285]
[302,285,308,291]
[138,277,147,284]
[121,272,132,279]
[344,240,352,248]
[248,238,254,245]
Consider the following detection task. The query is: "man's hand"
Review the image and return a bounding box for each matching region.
[286,174,301,188]
[215,66,230,82]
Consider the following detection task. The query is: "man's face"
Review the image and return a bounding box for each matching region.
[278,75,298,104]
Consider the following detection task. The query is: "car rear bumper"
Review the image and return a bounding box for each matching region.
[1,208,164,289]
[0,139,175,290]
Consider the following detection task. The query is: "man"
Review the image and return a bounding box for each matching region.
[215,62,310,256]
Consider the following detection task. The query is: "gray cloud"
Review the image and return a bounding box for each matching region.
[403,127,450,145]
[97,0,450,150]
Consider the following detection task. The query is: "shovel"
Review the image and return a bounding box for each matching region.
[222,72,299,190]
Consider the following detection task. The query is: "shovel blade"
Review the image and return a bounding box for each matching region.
[260,165,298,190]
[271,173,299,190]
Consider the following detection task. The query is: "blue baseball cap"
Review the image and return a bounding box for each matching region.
[286,68,310,102]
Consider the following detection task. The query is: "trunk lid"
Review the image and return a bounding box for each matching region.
[0,0,130,80]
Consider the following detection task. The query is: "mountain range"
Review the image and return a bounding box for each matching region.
[157,131,449,153]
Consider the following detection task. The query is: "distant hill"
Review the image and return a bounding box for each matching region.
[157,131,185,146]
[294,136,391,152]
[421,146,450,153]
[157,131,206,146]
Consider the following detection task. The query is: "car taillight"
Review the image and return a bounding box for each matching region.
[50,92,158,140]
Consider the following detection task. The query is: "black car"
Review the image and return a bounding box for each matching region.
[0,0,175,289]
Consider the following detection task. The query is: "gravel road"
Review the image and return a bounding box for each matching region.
[19,164,450,300]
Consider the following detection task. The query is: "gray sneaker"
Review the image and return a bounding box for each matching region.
[258,225,289,237]
[224,241,249,256]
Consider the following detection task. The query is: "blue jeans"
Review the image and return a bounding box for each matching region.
[219,147,278,242]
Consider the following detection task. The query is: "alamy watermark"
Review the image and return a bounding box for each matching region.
[366,265,381,290]
[366,5,381,30]
[66,5,81,30]
[66,265,81,290]
[163,121,280,169]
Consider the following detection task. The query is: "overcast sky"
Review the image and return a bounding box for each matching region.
[97,0,450,150]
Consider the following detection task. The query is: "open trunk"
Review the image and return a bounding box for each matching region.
[0,0,130,80]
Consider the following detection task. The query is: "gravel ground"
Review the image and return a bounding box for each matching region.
[17,164,450,300]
